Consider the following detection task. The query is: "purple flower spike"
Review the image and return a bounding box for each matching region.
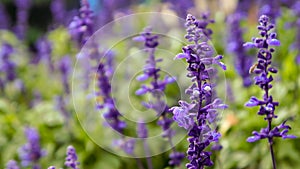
[58,56,72,94]
[244,15,296,169]
[65,146,80,169]
[51,0,65,25]
[18,127,46,169]
[169,152,185,166]
[48,166,56,169]
[14,0,31,40]
[134,27,184,166]
[171,14,227,169]
[68,0,94,45]
[97,63,126,133]
[6,160,20,169]
[0,43,16,88]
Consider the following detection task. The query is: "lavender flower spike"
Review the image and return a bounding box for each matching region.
[18,127,46,169]
[68,0,94,45]
[171,14,227,169]
[96,63,126,133]
[134,27,184,166]
[65,145,80,169]
[227,13,252,87]
[244,15,296,169]
[6,160,20,169]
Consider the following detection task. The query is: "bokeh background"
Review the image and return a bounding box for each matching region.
[0,0,299,169]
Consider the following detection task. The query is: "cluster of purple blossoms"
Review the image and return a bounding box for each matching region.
[48,145,80,169]
[171,14,227,169]
[68,0,94,45]
[64,146,80,169]
[134,27,184,166]
[18,127,46,169]
[227,13,253,87]
[244,15,296,168]
[0,43,16,90]
[14,0,31,40]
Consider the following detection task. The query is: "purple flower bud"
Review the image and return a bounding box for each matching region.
[267,39,280,46]
[247,135,261,142]
[135,87,148,95]
[243,42,256,48]
[65,145,80,169]
[6,160,20,169]
[136,74,149,81]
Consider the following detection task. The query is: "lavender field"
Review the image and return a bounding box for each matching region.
[0,0,300,169]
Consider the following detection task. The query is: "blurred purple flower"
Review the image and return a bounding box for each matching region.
[58,56,72,94]
[6,160,20,169]
[35,38,54,71]
[137,121,148,138]
[0,43,16,90]
[96,63,126,133]
[68,0,94,45]
[51,0,66,25]
[258,0,281,23]
[163,0,194,19]
[55,95,70,121]
[14,0,31,40]
[227,13,253,87]
[113,139,136,155]
[18,127,46,169]
[0,3,10,29]
[134,27,184,166]
[65,145,80,169]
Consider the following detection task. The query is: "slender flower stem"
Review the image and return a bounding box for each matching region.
[143,141,153,169]
[268,119,276,169]
[135,158,145,169]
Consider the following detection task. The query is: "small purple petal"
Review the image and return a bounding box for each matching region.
[135,88,148,95]
[132,36,145,42]
[267,39,280,46]
[247,136,261,142]
[174,53,189,60]
[282,135,297,139]
[243,42,256,48]
[136,74,149,81]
